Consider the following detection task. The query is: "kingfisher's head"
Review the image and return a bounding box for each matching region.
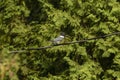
[60,32,65,36]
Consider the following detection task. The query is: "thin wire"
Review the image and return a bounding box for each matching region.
[9,31,120,53]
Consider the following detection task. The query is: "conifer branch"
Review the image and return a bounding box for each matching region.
[9,31,120,53]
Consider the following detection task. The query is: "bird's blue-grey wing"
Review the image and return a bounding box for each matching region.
[53,36,63,42]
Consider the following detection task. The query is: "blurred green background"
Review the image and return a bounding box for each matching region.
[0,0,120,80]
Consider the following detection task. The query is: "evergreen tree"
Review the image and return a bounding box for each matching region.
[0,0,120,80]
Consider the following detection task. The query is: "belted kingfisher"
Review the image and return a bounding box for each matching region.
[51,32,65,45]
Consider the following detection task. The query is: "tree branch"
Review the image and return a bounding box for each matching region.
[9,31,120,53]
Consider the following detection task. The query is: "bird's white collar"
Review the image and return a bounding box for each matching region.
[60,35,64,38]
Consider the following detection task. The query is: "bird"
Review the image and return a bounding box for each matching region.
[51,32,65,45]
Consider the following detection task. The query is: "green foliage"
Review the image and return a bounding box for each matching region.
[0,0,120,80]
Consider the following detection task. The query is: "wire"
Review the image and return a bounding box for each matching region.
[9,31,120,53]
